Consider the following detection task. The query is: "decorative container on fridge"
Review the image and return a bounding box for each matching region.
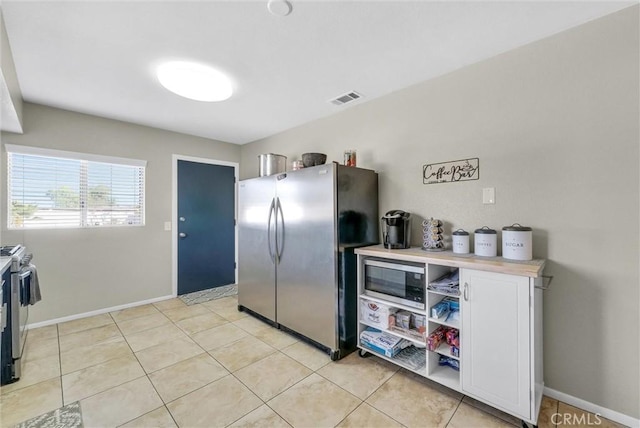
[474,226,497,257]
[258,153,287,177]
[452,229,470,254]
[502,224,533,260]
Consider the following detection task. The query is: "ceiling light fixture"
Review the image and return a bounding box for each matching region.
[156,61,233,102]
[267,0,292,17]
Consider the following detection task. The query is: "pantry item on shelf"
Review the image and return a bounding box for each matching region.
[452,229,470,254]
[360,299,396,330]
[301,152,327,167]
[344,150,357,167]
[442,296,459,311]
[427,325,448,351]
[388,311,427,340]
[502,223,533,261]
[396,311,411,329]
[393,346,427,371]
[445,309,460,324]
[439,355,460,371]
[389,325,427,341]
[411,313,426,331]
[430,301,450,319]
[428,325,460,352]
[451,345,460,358]
[474,226,497,257]
[428,270,460,295]
[360,327,411,358]
[449,334,460,348]
[444,298,459,320]
[445,328,459,346]
[422,217,445,252]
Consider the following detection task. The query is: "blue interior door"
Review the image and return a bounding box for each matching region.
[178,160,235,295]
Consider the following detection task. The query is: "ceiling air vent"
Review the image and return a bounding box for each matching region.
[330,91,362,106]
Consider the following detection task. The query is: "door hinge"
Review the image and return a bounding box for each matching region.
[234,219,237,226]
[234,262,237,269]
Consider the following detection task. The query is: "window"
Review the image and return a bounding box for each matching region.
[6,145,146,229]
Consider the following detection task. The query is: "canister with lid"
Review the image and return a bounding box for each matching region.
[502,223,533,260]
[258,153,287,177]
[474,226,497,257]
[452,229,470,254]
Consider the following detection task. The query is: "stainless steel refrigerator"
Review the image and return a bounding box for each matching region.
[238,163,378,360]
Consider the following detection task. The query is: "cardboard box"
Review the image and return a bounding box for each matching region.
[360,327,407,358]
[442,296,459,311]
[430,301,450,319]
[396,311,411,329]
[361,299,397,330]
[411,313,426,330]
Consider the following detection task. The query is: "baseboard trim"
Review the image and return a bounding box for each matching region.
[26,294,176,329]
[544,387,639,428]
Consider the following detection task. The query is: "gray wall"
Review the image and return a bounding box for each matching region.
[0,10,23,133]
[240,7,639,419]
[1,103,240,323]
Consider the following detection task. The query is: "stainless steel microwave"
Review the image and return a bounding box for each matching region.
[362,258,426,309]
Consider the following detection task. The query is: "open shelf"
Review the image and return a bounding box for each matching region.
[355,250,544,424]
[358,344,427,376]
[357,258,462,396]
[359,293,426,315]
[359,320,425,347]
[428,316,459,330]
[433,341,459,360]
[388,325,427,343]
[426,288,460,298]
[427,364,460,391]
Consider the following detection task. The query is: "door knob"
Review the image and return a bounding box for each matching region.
[179,217,186,222]
[179,232,187,238]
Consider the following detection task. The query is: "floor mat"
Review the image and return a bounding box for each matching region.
[14,401,83,428]
[179,284,237,305]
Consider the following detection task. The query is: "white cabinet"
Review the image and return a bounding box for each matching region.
[354,246,545,425]
[460,269,532,419]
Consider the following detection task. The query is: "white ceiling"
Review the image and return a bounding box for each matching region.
[1,1,634,145]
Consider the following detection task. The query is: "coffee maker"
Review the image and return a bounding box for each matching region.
[381,210,411,249]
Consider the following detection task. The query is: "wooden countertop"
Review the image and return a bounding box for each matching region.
[355,245,545,278]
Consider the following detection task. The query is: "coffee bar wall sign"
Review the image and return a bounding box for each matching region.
[423,158,479,184]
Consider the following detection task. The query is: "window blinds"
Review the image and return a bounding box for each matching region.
[6,145,146,229]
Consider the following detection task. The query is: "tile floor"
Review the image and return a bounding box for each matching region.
[0,295,625,428]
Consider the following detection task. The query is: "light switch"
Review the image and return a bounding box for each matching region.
[164,221,172,231]
[483,187,495,204]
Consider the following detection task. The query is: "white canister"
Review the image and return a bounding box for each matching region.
[474,226,497,257]
[452,229,470,254]
[502,224,533,260]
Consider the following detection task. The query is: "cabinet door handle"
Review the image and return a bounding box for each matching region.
[463,282,469,301]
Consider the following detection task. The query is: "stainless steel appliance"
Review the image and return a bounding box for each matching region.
[238,163,378,360]
[1,245,33,385]
[362,258,426,310]
[258,153,287,177]
[381,210,411,249]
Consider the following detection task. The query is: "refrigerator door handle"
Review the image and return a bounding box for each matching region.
[267,198,276,264]
[276,197,285,261]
